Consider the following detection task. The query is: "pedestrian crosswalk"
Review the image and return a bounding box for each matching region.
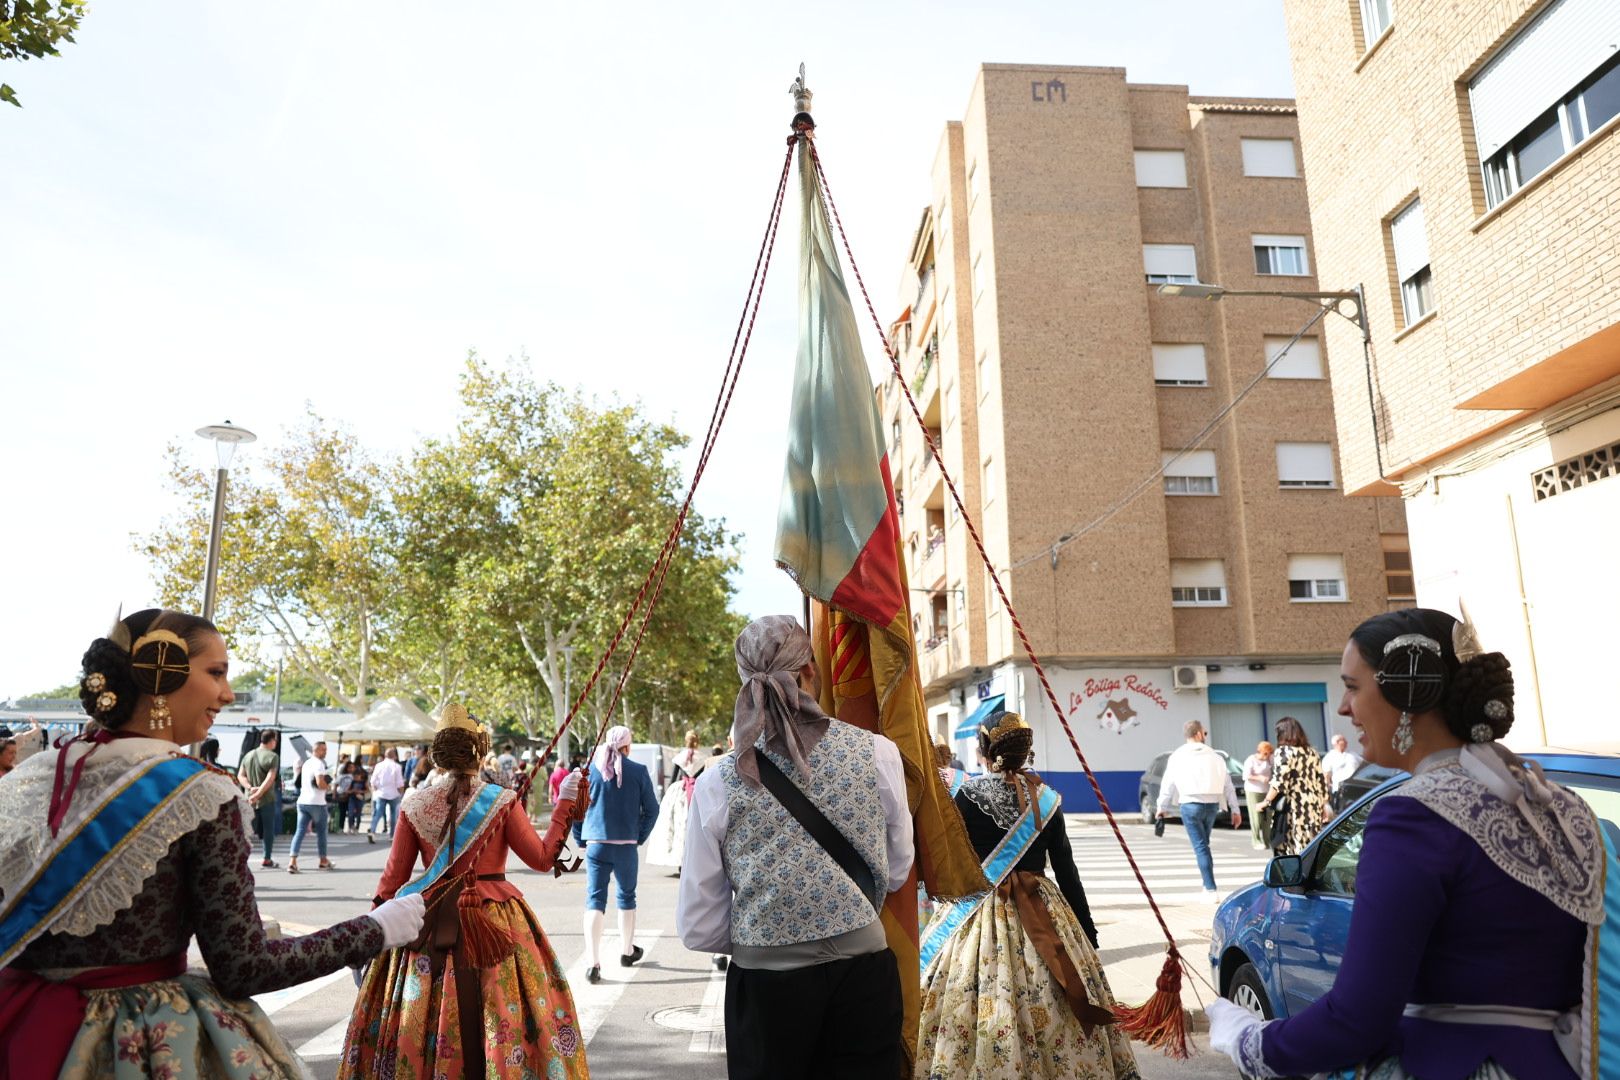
[1066,823,1273,908]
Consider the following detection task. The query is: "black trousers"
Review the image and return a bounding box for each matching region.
[724,948,902,1080]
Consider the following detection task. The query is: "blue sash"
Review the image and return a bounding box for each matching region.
[1584,826,1620,1079]
[946,769,966,797]
[920,782,1061,968]
[0,755,207,967]
[396,782,508,899]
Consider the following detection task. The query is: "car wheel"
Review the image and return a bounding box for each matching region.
[1140,793,1156,825]
[1228,961,1274,1020]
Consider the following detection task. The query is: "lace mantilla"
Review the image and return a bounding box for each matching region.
[1392,752,1604,925]
[1239,1019,1280,1078]
[961,773,1028,830]
[0,738,245,959]
[401,779,513,856]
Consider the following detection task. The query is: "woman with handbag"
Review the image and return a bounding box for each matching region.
[339,704,591,1079]
[1258,716,1332,856]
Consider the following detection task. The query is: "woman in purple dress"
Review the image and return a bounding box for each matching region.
[1208,607,1607,1079]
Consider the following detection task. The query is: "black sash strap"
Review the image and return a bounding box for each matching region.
[754,754,881,912]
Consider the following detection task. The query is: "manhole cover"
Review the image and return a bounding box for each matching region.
[650,1005,722,1033]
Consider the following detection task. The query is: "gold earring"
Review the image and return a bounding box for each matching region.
[150,695,172,730]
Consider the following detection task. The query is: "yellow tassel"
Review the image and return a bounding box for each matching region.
[1111,950,1191,1059]
[458,887,516,969]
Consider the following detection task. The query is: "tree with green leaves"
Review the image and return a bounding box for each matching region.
[1,0,85,107]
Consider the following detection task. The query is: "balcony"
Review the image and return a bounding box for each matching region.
[914,266,935,319]
[920,629,961,687]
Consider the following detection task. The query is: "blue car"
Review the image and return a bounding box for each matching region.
[1209,747,1620,1022]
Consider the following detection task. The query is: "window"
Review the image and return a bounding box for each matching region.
[1471,0,1620,209]
[938,201,949,242]
[1277,442,1336,488]
[1265,335,1324,379]
[1390,199,1433,325]
[1171,559,1227,606]
[1311,798,1376,896]
[977,348,990,399]
[1144,244,1198,284]
[981,457,996,505]
[1253,234,1309,276]
[1288,554,1348,602]
[1240,138,1298,178]
[1152,343,1208,386]
[1163,450,1218,495]
[972,253,986,302]
[1134,149,1188,188]
[1381,534,1415,600]
[1358,0,1392,48]
[967,160,980,206]
[890,418,902,450]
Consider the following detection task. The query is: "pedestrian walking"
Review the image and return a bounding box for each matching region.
[339,704,591,1079]
[916,710,1135,1079]
[333,761,356,832]
[0,607,422,1076]
[497,741,518,786]
[675,615,915,1080]
[573,724,659,984]
[348,758,369,832]
[1241,741,1275,851]
[238,729,283,867]
[367,746,405,842]
[1210,607,1610,1079]
[1321,731,1363,811]
[1154,720,1242,898]
[548,754,570,803]
[1257,716,1333,856]
[290,739,334,872]
[647,730,706,871]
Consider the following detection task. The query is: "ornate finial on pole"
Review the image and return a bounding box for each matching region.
[789,62,815,133]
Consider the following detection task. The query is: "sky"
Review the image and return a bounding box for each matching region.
[0,1,1296,699]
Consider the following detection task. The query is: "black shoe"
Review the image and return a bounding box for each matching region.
[619,945,644,967]
[586,965,601,984]
[712,955,728,971]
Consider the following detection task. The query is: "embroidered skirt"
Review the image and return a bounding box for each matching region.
[916,875,1140,1080]
[62,973,310,1079]
[338,896,589,1080]
[1319,1059,1519,1079]
[645,784,689,869]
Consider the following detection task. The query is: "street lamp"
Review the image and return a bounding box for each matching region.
[1156,282,1370,343]
[195,421,257,622]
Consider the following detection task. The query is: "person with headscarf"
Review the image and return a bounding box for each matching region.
[675,615,915,1080]
[571,723,659,985]
[648,729,707,871]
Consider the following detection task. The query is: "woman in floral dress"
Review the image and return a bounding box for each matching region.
[1258,715,1334,856]
[339,705,590,1079]
[915,711,1139,1080]
[0,608,424,1079]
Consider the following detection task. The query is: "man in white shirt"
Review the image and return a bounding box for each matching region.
[1156,720,1242,898]
[289,741,332,873]
[366,747,406,843]
[1321,733,1363,811]
[676,616,914,1080]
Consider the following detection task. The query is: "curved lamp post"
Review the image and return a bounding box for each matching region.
[195,421,257,622]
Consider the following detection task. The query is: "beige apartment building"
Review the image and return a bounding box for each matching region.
[1279,0,1620,749]
[881,64,1406,812]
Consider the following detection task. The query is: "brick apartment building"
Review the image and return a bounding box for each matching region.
[881,64,1406,812]
[1279,0,1620,748]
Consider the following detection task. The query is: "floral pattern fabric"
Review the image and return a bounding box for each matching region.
[1269,745,1333,856]
[60,973,308,1080]
[916,874,1139,1080]
[339,896,588,1080]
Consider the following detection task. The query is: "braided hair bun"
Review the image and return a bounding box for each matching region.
[76,608,218,729]
[431,727,487,772]
[78,637,140,728]
[980,720,1034,773]
[1445,651,1514,744]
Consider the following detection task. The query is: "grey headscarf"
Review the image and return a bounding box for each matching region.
[732,615,830,788]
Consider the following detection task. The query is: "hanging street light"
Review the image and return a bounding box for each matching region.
[195,421,257,622]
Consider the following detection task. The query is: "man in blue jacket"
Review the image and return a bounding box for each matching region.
[573,724,660,983]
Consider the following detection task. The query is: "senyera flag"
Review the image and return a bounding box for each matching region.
[775,134,989,1069]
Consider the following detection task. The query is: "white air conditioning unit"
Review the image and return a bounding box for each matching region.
[1172,664,1209,691]
[949,685,966,708]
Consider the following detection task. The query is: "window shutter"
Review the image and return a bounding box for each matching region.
[1134,150,1188,188]
[1170,559,1226,589]
[1152,343,1207,383]
[1390,200,1430,284]
[1287,554,1345,581]
[1143,244,1198,278]
[1265,336,1323,378]
[1240,138,1297,177]
[1469,0,1620,157]
[1163,450,1217,478]
[1277,442,1335,484]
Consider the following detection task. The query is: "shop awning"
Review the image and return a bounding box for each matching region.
[953,693,1006,738]
[1208,682,1327,705]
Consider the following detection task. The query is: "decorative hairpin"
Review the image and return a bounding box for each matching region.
[94,691,118,714]
[1382,633,1441,657]
[84,673,107,693]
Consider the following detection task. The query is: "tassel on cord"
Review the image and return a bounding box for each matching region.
[457,877,517,969]
[1112,949,1191,1059]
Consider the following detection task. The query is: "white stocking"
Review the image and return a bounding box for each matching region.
[618,907,636,957]
[583,909,604,969]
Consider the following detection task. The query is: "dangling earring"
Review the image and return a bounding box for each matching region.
[1391,711,1413,755]
[150,695,172,730]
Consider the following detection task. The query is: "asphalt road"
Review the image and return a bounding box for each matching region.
[246,812,1255,1078]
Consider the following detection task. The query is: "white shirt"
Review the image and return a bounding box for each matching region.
[1322,747,1363,792]
[1157,741,1240,814]
[298,756,330,806]
[675,733,914,956]
[371,758,405,799]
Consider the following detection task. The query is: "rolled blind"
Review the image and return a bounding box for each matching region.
[1170,558,1226,588]
[1265,336,1323,378]
[1277,442,1335,483]
[1134,150,1188,187]
[1469,0,1620,156]
[1143,244,1198,278]
[1287,554,1345,581]
[1390,200,1429,284]
[1240,138,1297,177]
[1152,343,1207,382]
[1163,449,1217,478]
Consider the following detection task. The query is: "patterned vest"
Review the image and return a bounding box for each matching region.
[718,721,887,947]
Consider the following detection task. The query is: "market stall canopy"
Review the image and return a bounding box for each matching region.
[344,696,436,742]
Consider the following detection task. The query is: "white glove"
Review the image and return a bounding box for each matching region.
[557,771,582,803]
[367,893,426,950]
[1207,998,1273,1076]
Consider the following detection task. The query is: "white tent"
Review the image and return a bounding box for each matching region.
[342,696,437,743]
